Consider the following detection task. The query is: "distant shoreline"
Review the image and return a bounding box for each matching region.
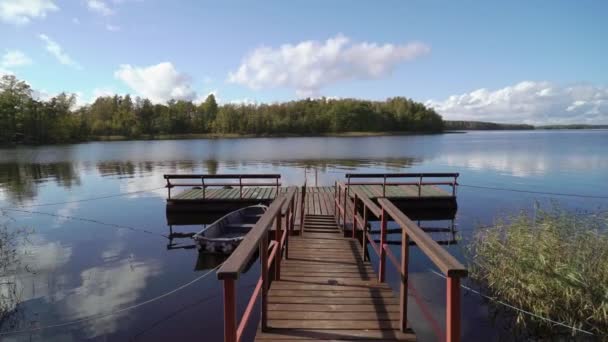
[91,131,443,142]
[2,126,607,147]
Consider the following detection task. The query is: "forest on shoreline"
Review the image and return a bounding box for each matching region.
[2,75,605,145]
[0,75,443,144]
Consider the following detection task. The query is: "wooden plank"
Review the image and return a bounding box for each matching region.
[258,212,416,341]
[267,311,398,320]
[267,303,400,313]
[256,328,415,341]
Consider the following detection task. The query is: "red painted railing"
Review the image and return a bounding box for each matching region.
[216,187,298,342]
[345,172,459,197]
[334,179,467,342]
[163,174,281,199]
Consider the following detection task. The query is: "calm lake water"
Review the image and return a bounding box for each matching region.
[0,130,607,341]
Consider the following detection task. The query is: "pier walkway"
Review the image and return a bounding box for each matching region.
[164,173,466,341]
[256,213,416,341]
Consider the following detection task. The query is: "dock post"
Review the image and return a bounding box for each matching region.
[447,276,461,342]
[275,215,282,281]
[334,181,337,222]
[222,279,237,342]
[383,175,386,197]
[379,208,387,282]
[352,193,358,238]
[260,232,269,331]
[400,230,410,332]
[299,185,306,235]
[343,182,348,230]
[362,206,368,261]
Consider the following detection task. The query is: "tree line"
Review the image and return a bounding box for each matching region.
[0,75,444,144]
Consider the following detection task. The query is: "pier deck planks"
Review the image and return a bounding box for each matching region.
[256,213,416,341]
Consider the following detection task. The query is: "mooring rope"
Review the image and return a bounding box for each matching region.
[428,269,596,336]
[0,263,223,336]
[0,186,166,210]
[459,184,608,200]
[1,208,168,239]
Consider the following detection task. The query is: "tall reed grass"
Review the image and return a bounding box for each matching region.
[468,206,608,337]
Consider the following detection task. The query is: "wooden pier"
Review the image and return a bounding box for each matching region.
[165,173,466,341]
[257,212,417,341]
[164,173,458,215]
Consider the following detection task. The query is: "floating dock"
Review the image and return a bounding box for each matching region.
[166,173,465,341]
[164,173,458,215]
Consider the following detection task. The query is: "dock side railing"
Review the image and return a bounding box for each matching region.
[163,174,281,199]
[216,187,297,342]
[334,181,467,342]
[345,172,459,197]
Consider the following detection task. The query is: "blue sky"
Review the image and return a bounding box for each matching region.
[1,0,607,124]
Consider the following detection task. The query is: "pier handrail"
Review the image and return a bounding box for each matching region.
[345,172,460,178]
[345,172,459,197]
[217,187,297,342]
[375,198,466,342]
[335,179,467,341]
[377,199,467,277]
[163,174,281,199]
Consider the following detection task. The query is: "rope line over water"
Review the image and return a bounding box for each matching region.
[0,263,223,336]
[0,186,166,210]
[459,184,608,199]
[428,269,595,336]
[1,208,168,239]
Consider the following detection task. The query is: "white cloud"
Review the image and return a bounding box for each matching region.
[86,0,112,15]
[228,34,430,97]
[114,62,196,103]
[65,259,159,337]
[0,0,58,25]
[1,50,32,68]
[39,34,82,69]
[426,81,608,125]
[105,23,120,31]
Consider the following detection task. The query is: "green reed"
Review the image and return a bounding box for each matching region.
[468,206,608,337]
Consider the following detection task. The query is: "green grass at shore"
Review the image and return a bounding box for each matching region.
[468,206,608,337]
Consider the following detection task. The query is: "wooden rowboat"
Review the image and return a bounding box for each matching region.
[192,204,267,254]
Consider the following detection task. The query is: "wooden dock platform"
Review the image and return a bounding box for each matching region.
[171,173,466,342]
[256,213,416,341]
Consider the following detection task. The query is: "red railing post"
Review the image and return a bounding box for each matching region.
[239,176,243,199]
[260,232,269,331]
[379,208,387,282]
[275,215,282,281]
[400,230,410,332]
[383,175,386,197]
[286,198,293,259]
[352,193,358,238]
[343,183,348,229]
[222,279,237,342]
[446,276,461,342]
[299,185,306,235]
[362,206,368,261]
[334,181,338,219]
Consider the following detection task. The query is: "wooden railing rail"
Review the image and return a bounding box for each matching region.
[345,172,459,197]
[335,179,466,341]
[376,198,467,342]
[217,187,297,342]
[163,174,281,199]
